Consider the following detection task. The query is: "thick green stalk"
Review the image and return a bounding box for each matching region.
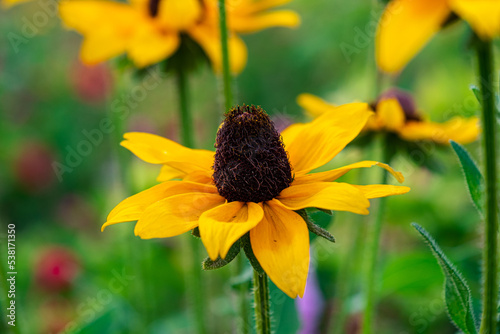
[475,38,498,334]
[218,0,233,111]
[175,68,206,334]
[253,271,271,334]
[361,137,391,334]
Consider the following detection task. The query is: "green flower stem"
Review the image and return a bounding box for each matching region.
[475,38,498,334]
[218,0,233,111]
[361,136,391,334]
[253,271,271,334]
[175,67,207,334]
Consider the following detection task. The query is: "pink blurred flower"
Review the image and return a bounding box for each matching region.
[34,246,81,292]
[71,62,113,103]
[14,142,56,192]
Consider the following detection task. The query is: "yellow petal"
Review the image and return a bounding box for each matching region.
[156,165,187,181]
[351,184,411,199]
[292,160,405,185]
[250,199,309,298]
[376,98,406,131]
[199,201,264,260]
[59,1,137,34]
[188,25,248,74]
[128,25,180,68]
[449,0,500,39]
[399,117,480,144]
[233,0,293,15]
[59,1,139,64]
[230,10,300,33]
[134,192,225,238]
[280,123,306,148]
[103,181,218,230]
[285,103,373,173]
[121,132,214,170]
[278,182,370,214]
[376,0,450,73]
[296,93,336,118]
[157,0,202,30]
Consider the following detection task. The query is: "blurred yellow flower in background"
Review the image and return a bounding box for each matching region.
[102,104,409,298]
[58,0,299,72]
[376,0,500,73]
[298,89,480,145]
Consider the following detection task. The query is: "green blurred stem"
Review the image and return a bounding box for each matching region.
[175,68,206,334]
[176,67,195,148]
[218,0,233,111]
[475,38,498,334]
[361,137,391,334]
[253,271,271,334]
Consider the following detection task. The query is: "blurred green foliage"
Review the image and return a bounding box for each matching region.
[0,0,491,333]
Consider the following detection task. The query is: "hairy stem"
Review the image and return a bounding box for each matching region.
[476,38,498,334]
[253,271,271,334]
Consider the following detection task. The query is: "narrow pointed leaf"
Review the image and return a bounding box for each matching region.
[470,85,481,105]
[450,140,484,216]
[202,239,241,270]
[412,223,478,334]
[297,209,335,243]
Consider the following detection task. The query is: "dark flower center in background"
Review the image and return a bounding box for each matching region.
[374,88,422,122]
[149,0,161,17]
[213,105,293,203]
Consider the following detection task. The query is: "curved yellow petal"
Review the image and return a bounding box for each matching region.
[199,201,264,260]
[278,182,370,214]
[376,98,406,131]
[157,165,187,181]
[121,132,214,170]
[134,192,225,238]
[250,199,309,298]
[351,184,410,199]
[450,0,500,39]
[128,25,180,68]
[280,123,306,148]
[286,103,373,173]
[296,93,336,118]
[399,117,480,144]
[188,25,248,74]
[233,0,293,15]
[230,10,300,33]
[103,181,218,230]
[157,0,202,30]
[59,1,137,34]
[376,0,450,73]
[292,160,405,185]
[182,171,214,184]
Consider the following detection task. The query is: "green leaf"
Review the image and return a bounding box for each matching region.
[470,85,482,104]
[450,140,485,216]
[241,233,265,275]
[202,239,241,270]
[412,223,478,334]
[297,210,335,243]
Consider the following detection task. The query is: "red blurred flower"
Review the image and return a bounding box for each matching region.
[34,246,81,292]
[14,142,56,192]
[70,62,113,103]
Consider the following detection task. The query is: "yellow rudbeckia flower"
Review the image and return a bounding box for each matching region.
[102,104,409,298]
[298,89,480,145]
[376,0,500,73]
[58,0,299,73]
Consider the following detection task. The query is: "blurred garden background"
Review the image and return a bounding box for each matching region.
[0,0,492,333]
